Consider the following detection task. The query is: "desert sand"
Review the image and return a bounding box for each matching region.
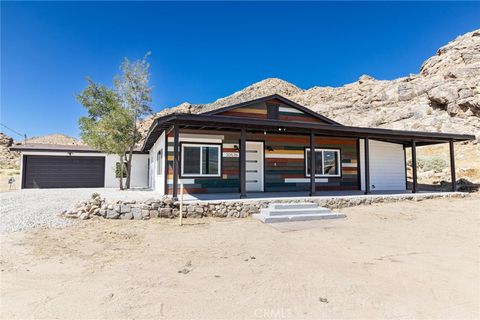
[1,196,479,319]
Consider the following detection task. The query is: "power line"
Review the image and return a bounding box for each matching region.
[0,123,27,142]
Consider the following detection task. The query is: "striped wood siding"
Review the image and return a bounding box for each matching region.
[167,131,240,194]
[217,98,326,123]
[166,129,359,194]
[277,105,324,123]
[260,134,359,192]
[219,102,267,119]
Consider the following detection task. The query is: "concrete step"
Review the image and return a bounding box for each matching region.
[252,212,346,223]
[268,202,318,210]
[261,207,332,216]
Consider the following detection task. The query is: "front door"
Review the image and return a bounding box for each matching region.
[246,141,264,192]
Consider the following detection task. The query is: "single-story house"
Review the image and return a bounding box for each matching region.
[12,94,475,198]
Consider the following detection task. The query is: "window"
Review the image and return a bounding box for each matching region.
[115,162,128,178]
[181,143,221,177]
[157,149,163,175]
[305,148,341,177]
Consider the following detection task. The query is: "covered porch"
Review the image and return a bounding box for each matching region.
[142,112,474,200]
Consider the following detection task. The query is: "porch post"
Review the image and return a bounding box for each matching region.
[449,140,456,192]
[172,124,180,200]
[239,128,247,199]
[403,146,408,190]
[364,137,370,195]
[309,130,316,196]
[411,140,417,193]
[164,129,169,196]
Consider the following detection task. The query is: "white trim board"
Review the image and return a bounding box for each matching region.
[284,178,328,183]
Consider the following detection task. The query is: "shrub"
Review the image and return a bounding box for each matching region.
[408,156,448,172]
[91,192,101,200]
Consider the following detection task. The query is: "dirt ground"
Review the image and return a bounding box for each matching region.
[1,196,479,319]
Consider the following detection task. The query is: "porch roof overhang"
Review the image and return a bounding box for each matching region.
[141,113,476,151]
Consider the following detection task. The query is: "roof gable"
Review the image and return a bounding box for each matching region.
[202,94,340,125]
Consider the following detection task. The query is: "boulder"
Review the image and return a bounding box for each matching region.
[106,210,120,219]
[120,212,133,220]
[158,208,172,218]
[120,204,131,213]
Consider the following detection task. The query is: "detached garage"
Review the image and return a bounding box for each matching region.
[23,155,105,188]
[11,144,149,189]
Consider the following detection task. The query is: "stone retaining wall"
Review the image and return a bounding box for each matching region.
[62,192,468,220]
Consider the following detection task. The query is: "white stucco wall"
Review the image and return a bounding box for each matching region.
[149,132,227,195]
[104,154,149,188]
[20,151,149,189]
[149,131,166,194]
[360,139,406,191]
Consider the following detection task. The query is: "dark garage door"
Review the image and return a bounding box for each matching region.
[23,155,105,188]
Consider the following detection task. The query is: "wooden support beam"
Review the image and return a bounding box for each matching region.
[412,140,417,193]
[364,137,370,195]
[163,129,169,196]
[239,128,247,199]
[403,146,408,190]
[309,131,316,196]
[449,140,456,192]
[172,124,179,200]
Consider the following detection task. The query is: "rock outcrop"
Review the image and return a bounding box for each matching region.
[0,133,19,169]
[0,133,83,170]
[140,29,480,140]
[26,134,84,145]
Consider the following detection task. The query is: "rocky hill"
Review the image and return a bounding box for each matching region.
[25,134,83,146]
[140,29,480,139]
[0,133,82,169]
[0,133,19,169]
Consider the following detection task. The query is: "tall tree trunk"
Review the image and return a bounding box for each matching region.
[119,154,124,190]
[125,118,137,189]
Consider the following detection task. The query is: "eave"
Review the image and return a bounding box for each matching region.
[141,113,476,152]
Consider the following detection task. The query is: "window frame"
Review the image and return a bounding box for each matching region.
[304,148,342,178]
[180,142,222,178]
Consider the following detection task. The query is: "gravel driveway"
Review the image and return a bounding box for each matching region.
[0,188,163,233]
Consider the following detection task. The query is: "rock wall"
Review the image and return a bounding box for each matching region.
[63,192,468,221]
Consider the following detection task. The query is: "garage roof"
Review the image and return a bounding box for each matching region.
[10,143,146,154]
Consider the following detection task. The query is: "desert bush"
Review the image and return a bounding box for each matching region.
[91,192,101,200]
[408,156,448,172]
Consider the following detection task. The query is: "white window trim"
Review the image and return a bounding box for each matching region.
[305,148,341,177]
[181,143,222,177]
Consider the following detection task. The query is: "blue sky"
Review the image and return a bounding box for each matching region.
[1,1,479,139]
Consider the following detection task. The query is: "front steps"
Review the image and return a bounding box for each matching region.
[252,202,346,223]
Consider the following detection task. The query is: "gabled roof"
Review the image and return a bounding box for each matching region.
[202,94,341,125]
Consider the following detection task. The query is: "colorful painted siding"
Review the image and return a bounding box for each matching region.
[219,102,267,119]
[277,104,324,123]
[166,129,359,194]
[166,130,240,194]
[217,98,326,123]
[259,134,359,192]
